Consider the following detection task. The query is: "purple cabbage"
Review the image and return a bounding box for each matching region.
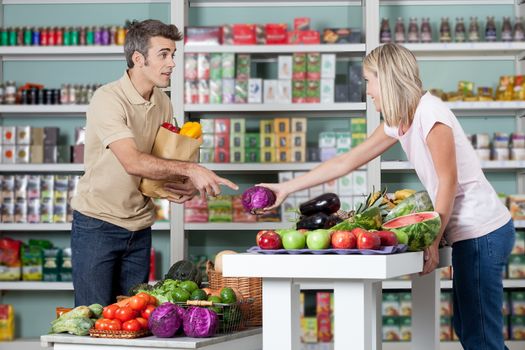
[148,302,183,338]
[182,306,219,338]
[241,186,276,214]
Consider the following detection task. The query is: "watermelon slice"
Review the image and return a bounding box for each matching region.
[382,211,441,252]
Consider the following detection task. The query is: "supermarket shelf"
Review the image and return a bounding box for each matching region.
[0,222,171,231]
[203,162,321,172]
[302,279,525,290]
[0,164,84,172]
[0,105,88,115]
[381,160,525,172]
[445,101,525,116]
[0,46,124,61]
[514,220,525,229]
[185,222,294,230]
[184,43,365,54]
[189,0,362,7]
[5,0,167,3]
[380,0,514,5]
[184,102,366,112]
[403,42,525,56]
[0,281,73,291]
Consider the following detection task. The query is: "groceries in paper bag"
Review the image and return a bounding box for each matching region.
[139,121,203,199]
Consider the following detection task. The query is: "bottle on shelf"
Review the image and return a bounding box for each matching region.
[468,16,480,42]
[420,17,432,43]
[4,81,16,105]
[407,17,419,43]
[440,17,452,43]
[501,16,513,42]
[380,18,392,44]
[485,16,497,42]
[394,17,406,43]
[514,17,525,42]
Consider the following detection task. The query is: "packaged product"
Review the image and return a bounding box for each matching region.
[42,248,61,282]
[440,316,451,341]
[21,244,44,281]
[0,305,14,341]
[292,53,306,80]
[508,195,525,220]
[60,248,72,282]
[248,79,262,103]
[232,24,256,45]
[278,56,293,80]
[382,316,400,341]
[184,26,222,45]
[235,54,250,80]
[322,28,361,43]
[234,79,248,103]
[265,23,287,44]
[263,80,278,104]
[221,53,235,79]
[277,80,292,104]
[306,53,321,80]
[209,53,222,80]
[209,79,222,104]
[222,78,235,103]
[0,238,21,281]
[382,293,400,316]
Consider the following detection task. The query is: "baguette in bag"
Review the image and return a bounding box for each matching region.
[140,123,202,198]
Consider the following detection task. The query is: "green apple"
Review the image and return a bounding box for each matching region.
[282,230,306,250]
[306,229,331,250]
[392,229,408,245]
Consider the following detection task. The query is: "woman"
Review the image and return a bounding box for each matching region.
[260,43,514,349]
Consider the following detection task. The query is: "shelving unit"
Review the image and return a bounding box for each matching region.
[0,222,170,231]
[184,102,366,112]
[184,43,366,54]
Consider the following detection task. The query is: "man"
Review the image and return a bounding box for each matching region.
[71,19,237,306]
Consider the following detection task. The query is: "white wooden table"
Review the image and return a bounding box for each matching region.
[223,248,452,350]
[40,328,261,350]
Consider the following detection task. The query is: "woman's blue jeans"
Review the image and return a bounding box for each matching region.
[71,211,151,306]
[452,219,515,350]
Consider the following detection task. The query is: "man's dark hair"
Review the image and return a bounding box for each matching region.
[124,19,183,68]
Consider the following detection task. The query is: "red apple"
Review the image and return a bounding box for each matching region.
[257,230,283,250]
[357,231,381,250]
[331,230,356,249]
[256,230,273,245]
[350,227,368,240]
[377,230,398,246]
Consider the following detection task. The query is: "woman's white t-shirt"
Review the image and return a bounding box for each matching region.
[383,92,511,245]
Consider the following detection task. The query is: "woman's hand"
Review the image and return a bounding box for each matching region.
[420,241,440,275]
[256,183,290,211]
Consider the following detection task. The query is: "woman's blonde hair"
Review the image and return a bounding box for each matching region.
[363,43,423,127]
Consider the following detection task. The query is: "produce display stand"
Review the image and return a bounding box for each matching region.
[40,328,261,350]
[223,247,452,350]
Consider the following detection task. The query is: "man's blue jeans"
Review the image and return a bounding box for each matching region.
[71,211,151,306]
[452,219,515,350]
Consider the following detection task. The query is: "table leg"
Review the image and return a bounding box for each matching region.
[333,280,379,350]
[411,270,440,350]
[262,278,300,350]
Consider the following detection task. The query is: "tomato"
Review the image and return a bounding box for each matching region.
[115,306,137,322]
[95,318,110,331]
[108,319,122,331]
[148,295,158,306]
[123,319,142,332]
[141,304,156,320]
[129,296,147,311]
[135,317,148,330]
[102,304,119,319]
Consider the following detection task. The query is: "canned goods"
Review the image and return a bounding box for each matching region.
[23,27,32,46]
[117,27,126,45]
[0,29,8,46]
[40,27,48,46]
[16,27,24,45]
[8,27,17,46]
[63,27,71,46]
[101,27,110,45]
[94,27,102,45]
[32,28,40,45]
[5,81,16,105]
[70,27,79,46]
[110,26,117,45]
[79,27,86,45]
[60,84,69,104]
[68,85,76,104]
[86,27,94,45]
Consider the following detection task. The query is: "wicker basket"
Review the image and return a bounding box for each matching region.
[206,260,262,327]
[89,328,151,339]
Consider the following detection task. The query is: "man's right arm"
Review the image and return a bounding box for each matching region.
[109,138,237,197]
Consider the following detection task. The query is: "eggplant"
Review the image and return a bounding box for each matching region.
[299,193,341,216]
[296,212,329,230]
[324,213,343,229]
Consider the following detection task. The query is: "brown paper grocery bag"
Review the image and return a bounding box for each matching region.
[139,127,202,198]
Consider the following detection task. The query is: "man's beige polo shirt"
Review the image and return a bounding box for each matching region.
[72,71,172,231]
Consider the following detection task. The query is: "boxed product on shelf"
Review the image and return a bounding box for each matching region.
[292,80,306,103]
[276,133,290,148]
[508,195,525,220]
[21,243,44,281]
[235,79,248,103]
[317,312,332,342]
[210,53,222,80]
[197,53,210,80]
[306,80,320,103]
[382,293,400,316]
[209,79,222,104]
[306,53,321,80]
[245,148,259,162]
[399,316,411,341]
[291,117,307,133]
[248,78,262,103]
[512,291,525,316]
[2,126,15,145]
[0,238,22,281]
[265,23,288,44]
[337,173,353,196]
[230,133,245,149]
[275,147,290,162]
[263,79,278,104]
[293,53,307,80]
[42,248,61,282]
[280,197,296,223]
[184,80,198,104]
[339,196,352,212]
[261,147,274,162]
[232,24,256,45]
[383,316,400,341]
[440,316,452,341]
[321,79,334,103]
[301,317,318,343]
[278,56,293,80]
[0,304,14,341]
[509,255,525,278]
[222,53,235,79]
[198,79,210,104]
[184,26,222,45]
[399,292,412,316]
[440,291,452,316]
[513,231,525,254]
[511,316,525,340]
[277,80,292,104]
[322,28,361,43]
[321,54,336,79]
[320,147,336,161]
[231,148,245,163]
[335,83,349,102]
